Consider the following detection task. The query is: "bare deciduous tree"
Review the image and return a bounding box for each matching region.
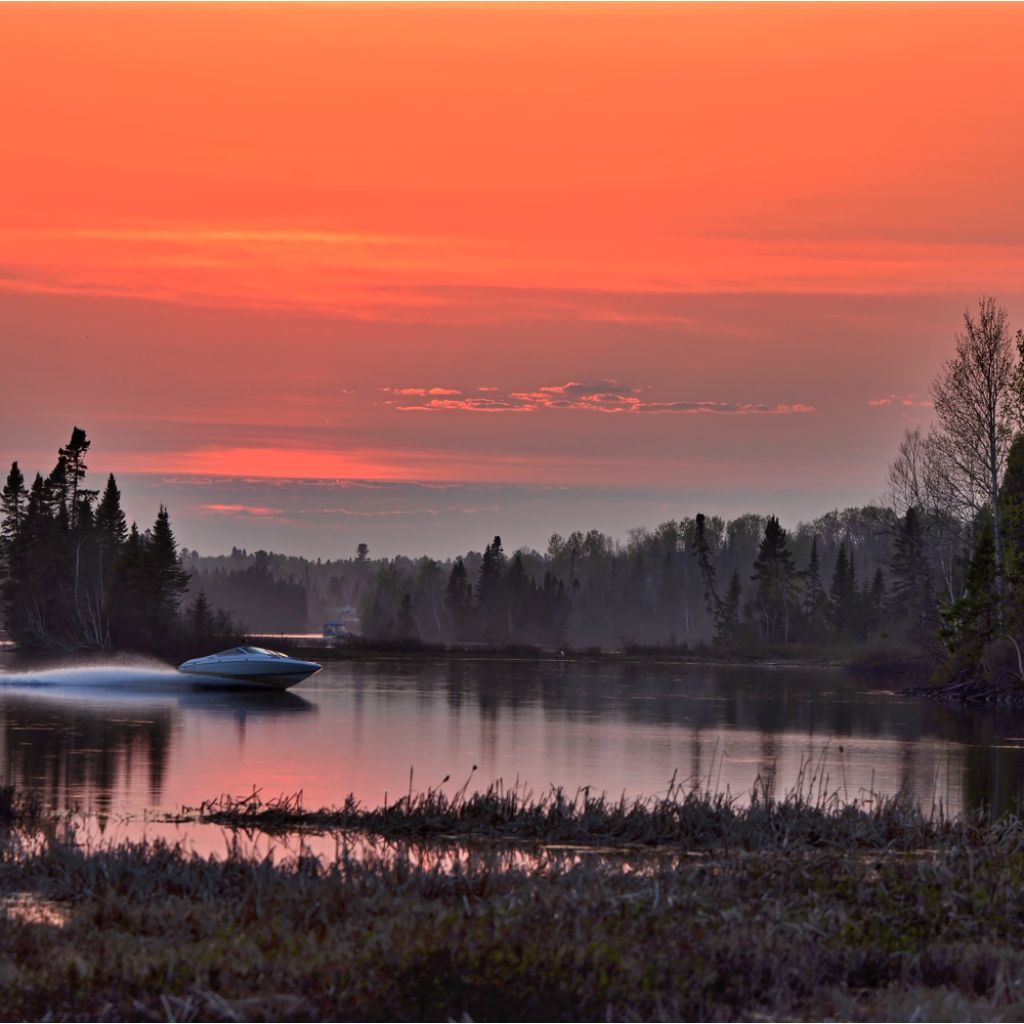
[888,427,929,516]
[888,426,965,602]
[929,297,1023,625]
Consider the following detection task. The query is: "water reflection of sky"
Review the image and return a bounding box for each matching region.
[2,658,1024,818]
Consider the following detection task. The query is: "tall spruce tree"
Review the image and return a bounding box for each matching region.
[691,513,721,622]
[476,536,507,640]
[941,517,997,669]
[750,516,797,642]
[188,590,214,636]
[444,557,473,640]
[504,550,532,640]
[396,593,418,640]
[95,474,128,547]
[828,543,858,637]
[802,536,827,632]
[46,456,69,530]
[145,506,191,630]
[889,506,934,637]
[0,464,30,635]
[59,427,97,529]
[541,570,569,646]
[0,462,27,542]
[715,569,742,645]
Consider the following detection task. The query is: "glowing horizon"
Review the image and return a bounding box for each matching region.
[2,3,1022,555]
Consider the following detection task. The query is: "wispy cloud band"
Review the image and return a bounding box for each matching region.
[389,380,814,416]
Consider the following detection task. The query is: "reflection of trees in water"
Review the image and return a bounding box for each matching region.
[0,695,173,814]
[342,660,1024,813]
[357,660,945,738]
[0,689,315,817]
[943,706,1024,816]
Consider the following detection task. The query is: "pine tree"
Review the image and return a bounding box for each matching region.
[396,593,418,640]
[715,569,742,645]
[802,536,827,632]
[750,516,797,642]
[889,506,934,637]
[145,506,191,629]
[476,536,507,640]
[188,590,214,637]
[541,570,569,646]
[0,463,29,633]
[941,517,997,666]
[691,513,721,621]
[444,557,473,640]
[47,456,69,530]
[504,550,531,640]
[59,427,97,528]
[828,543,857,636]
[95,474,128,547]
[4,469,66,645]
[0,462,27,542]
[108,522,146,647]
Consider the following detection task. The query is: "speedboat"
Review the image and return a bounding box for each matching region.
[177,646,321,690]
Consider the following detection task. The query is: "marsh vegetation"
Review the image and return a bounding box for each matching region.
[5,782,1024,1021]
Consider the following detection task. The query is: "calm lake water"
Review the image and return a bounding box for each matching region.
[2,655,1024,824]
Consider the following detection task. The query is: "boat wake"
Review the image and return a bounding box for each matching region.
[0,663,218,690]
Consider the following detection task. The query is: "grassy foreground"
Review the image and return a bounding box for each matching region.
[6,784,1024,1021]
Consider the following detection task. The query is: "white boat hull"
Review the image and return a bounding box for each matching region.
[178,647,322,691]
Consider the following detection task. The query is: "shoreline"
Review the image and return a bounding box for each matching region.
[905,677,1024,706]
[0,639,906,674]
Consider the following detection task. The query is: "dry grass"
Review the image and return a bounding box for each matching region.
[182,761,989,853]
[4,825,1024,1020]
[6,777,1024,1021]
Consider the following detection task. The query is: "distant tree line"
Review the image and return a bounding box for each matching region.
[186,554,308,634]
[185,503,930,652]
[13,299,1024,686]
[358,536,570,645]
[0,428,232,653]
[212,300,1013,666]
[346,507,932,652]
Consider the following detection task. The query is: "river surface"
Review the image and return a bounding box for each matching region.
[2,655,1024,826]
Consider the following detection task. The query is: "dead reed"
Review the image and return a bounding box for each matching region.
[182,760,996,853]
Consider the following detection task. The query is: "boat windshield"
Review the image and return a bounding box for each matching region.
[240,646,288,658]
[213,647,247,657]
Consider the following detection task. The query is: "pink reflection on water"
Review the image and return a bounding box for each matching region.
[0,660,989,821]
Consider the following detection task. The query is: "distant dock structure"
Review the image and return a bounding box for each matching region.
[323,605,360,639]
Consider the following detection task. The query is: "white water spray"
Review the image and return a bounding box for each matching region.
[0,661,201,690]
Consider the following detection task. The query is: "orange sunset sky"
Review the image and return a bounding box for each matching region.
[2,2,1023,557]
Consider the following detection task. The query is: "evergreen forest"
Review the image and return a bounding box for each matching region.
[0,429,232,654]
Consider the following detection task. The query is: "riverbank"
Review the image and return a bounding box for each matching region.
[4,786,1024,1021]
[906,676,1024,706]
[3,635,935,682]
